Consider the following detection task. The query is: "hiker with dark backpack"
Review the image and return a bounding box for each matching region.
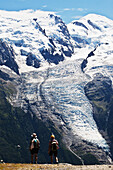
[48,134,59,164]
[29,133,40,164]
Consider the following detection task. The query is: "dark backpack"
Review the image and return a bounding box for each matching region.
[51,140,57,152]
[32,138,40,149]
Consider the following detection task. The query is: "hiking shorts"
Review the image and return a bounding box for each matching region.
[30,148,39,155]
[49,150,57,157]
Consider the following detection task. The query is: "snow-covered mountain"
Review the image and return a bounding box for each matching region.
[0,10,74,71]
[68,14,113,79]
[0,10,113,163]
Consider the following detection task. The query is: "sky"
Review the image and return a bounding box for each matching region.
[0,0,113,23]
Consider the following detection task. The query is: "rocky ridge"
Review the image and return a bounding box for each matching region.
[0,163,113,170]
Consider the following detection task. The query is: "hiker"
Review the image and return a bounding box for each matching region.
[48,134,59,164]
[29,133,40,164]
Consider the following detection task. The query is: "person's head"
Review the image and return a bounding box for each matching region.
[32,133,36,137]
[51,134,55,139]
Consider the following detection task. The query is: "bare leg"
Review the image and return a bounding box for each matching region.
[50,155,53,164]
[31,154,33,164]
[35,154,38,164]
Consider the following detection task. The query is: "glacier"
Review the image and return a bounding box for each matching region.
[0,10,113,155]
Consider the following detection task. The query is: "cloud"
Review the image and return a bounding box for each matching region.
[77,8,87,12]
[63,8,76,11]
[62,8,87,12]
[64,8,71,11]
[42,5,47,8]
[77,8,84,11]
[72,16,82,19]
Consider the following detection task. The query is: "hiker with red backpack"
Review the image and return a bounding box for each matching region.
[48,134,59,164]
[29,133,40,164]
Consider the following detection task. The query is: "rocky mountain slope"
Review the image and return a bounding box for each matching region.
[0,10,113,164]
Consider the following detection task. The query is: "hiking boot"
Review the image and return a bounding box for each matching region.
[56,157,59,164]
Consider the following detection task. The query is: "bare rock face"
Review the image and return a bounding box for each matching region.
[84,73,113,160]
[0,39,19,74]
[84,73,113,131]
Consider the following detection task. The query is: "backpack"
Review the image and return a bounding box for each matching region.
[31,138,39,150]
[51,140,57,152]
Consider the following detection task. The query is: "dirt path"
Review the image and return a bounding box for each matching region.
[0,163,113,170]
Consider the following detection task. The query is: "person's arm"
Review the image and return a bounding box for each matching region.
[29,139,32,150]
[56,140,59,149]
[48,141,51,154]
[38,139,40,149]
